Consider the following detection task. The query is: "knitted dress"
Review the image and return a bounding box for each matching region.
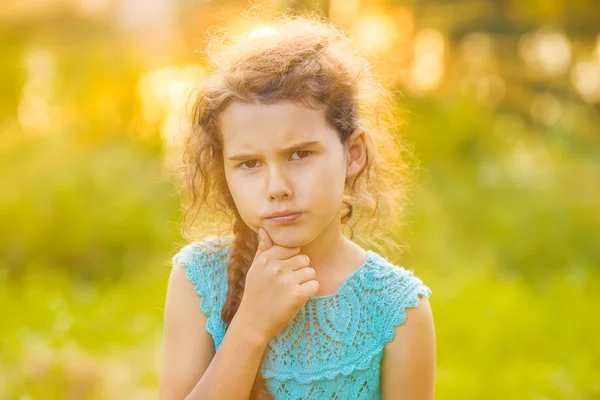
[172,237,432,399]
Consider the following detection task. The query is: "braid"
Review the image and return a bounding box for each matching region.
[221,216,256,325]
[220,215,273,399]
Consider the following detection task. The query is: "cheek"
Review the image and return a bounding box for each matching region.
[225,173,259,221]
[303,157,346,205]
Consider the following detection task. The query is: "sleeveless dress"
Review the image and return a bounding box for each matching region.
[172,237,432,399]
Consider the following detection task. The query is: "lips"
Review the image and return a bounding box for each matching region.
[265,211,303,224]
[265,210,302,219]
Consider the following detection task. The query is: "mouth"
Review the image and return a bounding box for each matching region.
[266,212,303,224]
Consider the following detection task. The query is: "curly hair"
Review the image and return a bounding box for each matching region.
[177,8,415,398]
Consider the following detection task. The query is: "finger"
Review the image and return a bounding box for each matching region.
[278,254,311,271]
[254,227,273,262]
[292,266,316,284]
[297,279,320,298]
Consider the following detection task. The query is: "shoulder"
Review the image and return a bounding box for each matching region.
[164,236,233,335]
[363,251,432,302]
[172,236,233,270]
[380,294,436,399]
[169,236,233,348]
[368,252,435,399]
[171,236,233,306]
[162,238,233,397]
[360,251,432,340]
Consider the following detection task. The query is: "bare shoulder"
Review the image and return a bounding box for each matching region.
[381,295,436,400]
[159,259,216,400]
[164,258,210,322]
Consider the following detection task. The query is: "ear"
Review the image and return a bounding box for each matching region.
[344,127,367,180]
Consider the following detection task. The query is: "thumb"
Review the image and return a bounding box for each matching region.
[255,227,273,259]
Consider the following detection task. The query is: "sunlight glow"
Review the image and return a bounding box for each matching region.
[571,61,600,103]
[519,28,571,76]
[409,29,445,93]
[248,26,280,39]
[137,64,204,145]
[17,48,56,134]
[352,14,399,57]
[74,0,111,16]
[329,0,361,26]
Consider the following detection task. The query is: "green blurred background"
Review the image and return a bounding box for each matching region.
[1,0,599,398]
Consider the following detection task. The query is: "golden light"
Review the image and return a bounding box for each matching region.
[329,0,361,26]
[390,6,414,43]
[136,64,204,146]
[73,0,111,16]
[248,26,280,39]
[519,28,571,77]
[116,0,174,32]
[409,29,445,93]
[352,14,399,57]
[570,61,600,103]
[17,48,58,134]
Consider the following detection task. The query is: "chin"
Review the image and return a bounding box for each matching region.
[267,226,313,248]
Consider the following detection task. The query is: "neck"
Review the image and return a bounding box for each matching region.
[299,209,364,277]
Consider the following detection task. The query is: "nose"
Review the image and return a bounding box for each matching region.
[266,164,293,202]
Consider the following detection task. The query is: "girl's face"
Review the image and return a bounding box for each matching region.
[219,100,363,248]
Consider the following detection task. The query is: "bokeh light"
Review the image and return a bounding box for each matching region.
[409,28,445,93]
[519,28,572,77]
[17,48,57,134]
[571,61,600,103]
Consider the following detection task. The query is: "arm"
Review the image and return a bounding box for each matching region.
[381,295,436,400]
[159,260,269,400]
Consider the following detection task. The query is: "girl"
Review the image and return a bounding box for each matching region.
[160,11,435,400]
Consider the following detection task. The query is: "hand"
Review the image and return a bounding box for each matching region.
[237,228,319,342]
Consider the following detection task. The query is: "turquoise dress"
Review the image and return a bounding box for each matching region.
[172,237,432,399]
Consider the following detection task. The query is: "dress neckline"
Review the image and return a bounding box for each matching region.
[306,249,374,302]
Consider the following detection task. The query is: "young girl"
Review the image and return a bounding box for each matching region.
[160,11,435,400]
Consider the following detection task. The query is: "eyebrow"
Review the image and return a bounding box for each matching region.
[227,140,322,161]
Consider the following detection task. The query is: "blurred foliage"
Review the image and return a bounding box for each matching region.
[0,135,179,282]
[0,0,599,398]
[403,97,600,282]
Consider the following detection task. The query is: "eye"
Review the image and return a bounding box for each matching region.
[290,150,312,160]
[239,160,260,169]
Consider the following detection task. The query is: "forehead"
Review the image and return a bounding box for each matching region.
[218,100,337,153]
